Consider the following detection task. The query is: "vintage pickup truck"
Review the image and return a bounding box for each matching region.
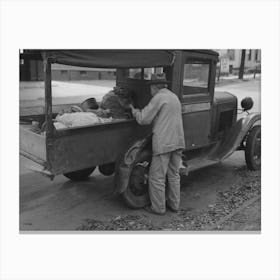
[20,50,261,208]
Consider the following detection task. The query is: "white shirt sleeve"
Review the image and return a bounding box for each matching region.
[134,95,161,125]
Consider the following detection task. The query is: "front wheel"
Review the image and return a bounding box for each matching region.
[64,167,96,181]
[245,125,261,170]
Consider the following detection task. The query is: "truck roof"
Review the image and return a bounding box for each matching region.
[21,49,219,68]
[186,49,219,56]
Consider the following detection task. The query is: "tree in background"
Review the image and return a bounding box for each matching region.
[239,49,246,79]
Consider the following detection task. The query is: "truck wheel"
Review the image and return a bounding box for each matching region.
[98,163,115,176]
[122,150,151,209]
[64,167,96,181]
[245,125,261,170]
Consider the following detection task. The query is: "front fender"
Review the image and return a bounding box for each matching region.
[208,113,261,161]
[114,134,152,194]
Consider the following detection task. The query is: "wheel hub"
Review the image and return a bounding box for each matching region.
[129,162,149,196]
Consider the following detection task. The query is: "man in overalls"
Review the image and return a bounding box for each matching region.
[130,73,185,215]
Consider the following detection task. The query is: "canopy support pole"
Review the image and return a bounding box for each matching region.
[43,56,54,167]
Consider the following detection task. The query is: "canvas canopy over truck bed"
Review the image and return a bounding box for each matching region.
[42,50,176,68]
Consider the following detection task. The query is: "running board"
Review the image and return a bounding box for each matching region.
[180,158,219,176]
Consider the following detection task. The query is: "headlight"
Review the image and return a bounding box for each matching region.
[241,97,254,111]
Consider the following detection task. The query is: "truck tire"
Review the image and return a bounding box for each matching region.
[245,125,261,170]
[122,150,151,209]
[64,167,96,181]
[98,163,115,176]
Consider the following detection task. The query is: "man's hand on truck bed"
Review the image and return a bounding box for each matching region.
[129,104,137,118]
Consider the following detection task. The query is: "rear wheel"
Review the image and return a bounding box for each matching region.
[245,125,261,170]
[122,150,151,208]
[64,167,96,181]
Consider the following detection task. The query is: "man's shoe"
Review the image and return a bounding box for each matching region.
[166,204,179,213]
[144,206,165,215]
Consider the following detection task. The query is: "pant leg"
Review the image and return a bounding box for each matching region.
[148,153,170,214]
[166,150,182,210]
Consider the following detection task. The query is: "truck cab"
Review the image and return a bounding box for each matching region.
[115,50,237,152]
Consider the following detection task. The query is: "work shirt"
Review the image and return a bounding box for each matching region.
[133,88,185,155]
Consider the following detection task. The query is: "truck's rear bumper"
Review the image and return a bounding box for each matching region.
[20,150,54,179]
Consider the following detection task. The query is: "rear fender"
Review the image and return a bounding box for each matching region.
[114,134,152,194]
[208,113,261,161]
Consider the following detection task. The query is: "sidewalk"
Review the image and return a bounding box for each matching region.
[216,76,261,113]
[216,74,261,87]
[20,76,261,113]
[20,80,115,108]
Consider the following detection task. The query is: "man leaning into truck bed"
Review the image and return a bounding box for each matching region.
[130,73,185,215]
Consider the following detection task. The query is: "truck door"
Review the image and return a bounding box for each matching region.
[180,55,215,149]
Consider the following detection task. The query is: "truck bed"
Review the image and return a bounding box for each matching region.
[20,115,149,177]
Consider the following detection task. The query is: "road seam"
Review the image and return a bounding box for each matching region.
[207,194,261,230]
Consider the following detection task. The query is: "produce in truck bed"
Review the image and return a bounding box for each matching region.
[100,86,133,119]
[54,112,113,129]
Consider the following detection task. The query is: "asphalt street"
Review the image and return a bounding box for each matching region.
[20,152,256,230]
[19,77,261,231]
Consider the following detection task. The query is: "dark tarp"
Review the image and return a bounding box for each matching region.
[42,50,175,68]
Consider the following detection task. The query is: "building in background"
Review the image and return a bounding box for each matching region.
[51,64,116,81]
[20,50,43,81]
[20,50,116,81]
[215,49,261,75]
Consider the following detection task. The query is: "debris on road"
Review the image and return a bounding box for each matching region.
[77,215,162,231]
[77,167,261,231]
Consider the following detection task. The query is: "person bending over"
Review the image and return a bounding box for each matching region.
[130,73,185,215]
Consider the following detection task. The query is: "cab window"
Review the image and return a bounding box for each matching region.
[127,67,164,80]
[183,60,210,95]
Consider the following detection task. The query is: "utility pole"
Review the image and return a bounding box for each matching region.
[239,49,246,80]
